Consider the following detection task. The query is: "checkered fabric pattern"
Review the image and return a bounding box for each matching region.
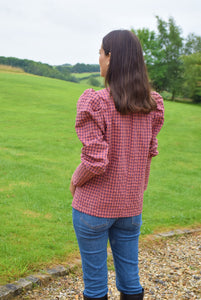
[72,88,164,218]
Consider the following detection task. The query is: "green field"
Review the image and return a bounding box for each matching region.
[0,72,201,284]
[72,72,100,78]
[73,72,104,86]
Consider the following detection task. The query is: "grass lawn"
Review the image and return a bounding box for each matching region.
[0,72,201,284]
[143,100,201,234]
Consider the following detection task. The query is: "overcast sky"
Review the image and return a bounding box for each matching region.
[0,0,200,66]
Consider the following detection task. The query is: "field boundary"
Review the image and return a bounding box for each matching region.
[0,227,200,300]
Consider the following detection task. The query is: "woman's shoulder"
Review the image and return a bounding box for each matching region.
[151,91,164,110]
[150,91,164,122]
[151,91,163,101]
[77,88,110,112]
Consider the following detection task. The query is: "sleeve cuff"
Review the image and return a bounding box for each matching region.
[72,163,96,187]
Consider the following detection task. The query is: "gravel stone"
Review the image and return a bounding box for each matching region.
[11,231,201,299]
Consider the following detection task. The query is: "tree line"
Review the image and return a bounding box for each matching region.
[132,16,201,102]
[0,57,100,83]
[62,63,100,73]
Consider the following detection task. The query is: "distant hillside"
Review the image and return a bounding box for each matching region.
[0,57,78,83]
[0,57,100,84]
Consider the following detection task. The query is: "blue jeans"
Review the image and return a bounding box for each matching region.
[73,208,143,298]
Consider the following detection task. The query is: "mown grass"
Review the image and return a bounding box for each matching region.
[0,72,201,284]
[0,73,89,284]
[143,101,201,234]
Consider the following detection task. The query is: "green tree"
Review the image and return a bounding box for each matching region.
[181,52,201,103]
[88,76,100,87]
[184,33,201,55]
[132,17,183,98]
[131,28,167,91]
[132,28,159,66]
[69,63,100,73]
[156,16,183,100]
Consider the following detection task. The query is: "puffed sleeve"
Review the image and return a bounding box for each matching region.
[149,92,164,158]
[72,89,109,187]
[144,92,164,191]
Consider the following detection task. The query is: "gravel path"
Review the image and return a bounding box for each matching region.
[17,231,200,300]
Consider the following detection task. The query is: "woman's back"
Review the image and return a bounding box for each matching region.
[72,88,164,218]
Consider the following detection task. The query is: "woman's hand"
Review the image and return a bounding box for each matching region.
[70,176,76,197]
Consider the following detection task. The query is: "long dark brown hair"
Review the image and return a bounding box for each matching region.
[102,30,157,114]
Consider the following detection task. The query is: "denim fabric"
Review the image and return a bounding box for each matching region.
[73,208,143,298]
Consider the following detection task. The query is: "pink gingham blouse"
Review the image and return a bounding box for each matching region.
[72,88,164,217]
